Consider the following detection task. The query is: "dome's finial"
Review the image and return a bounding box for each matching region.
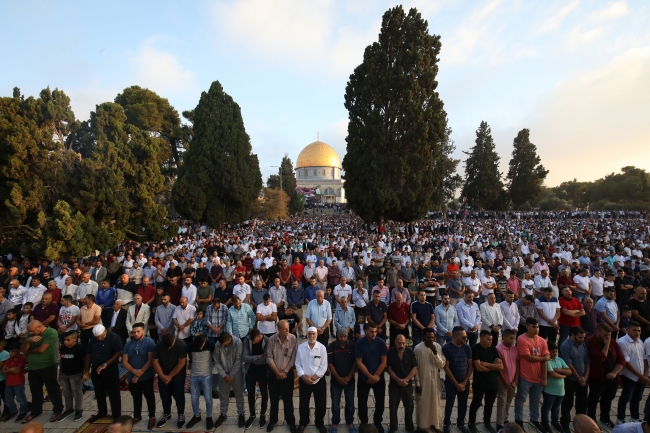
[317,132,320,141]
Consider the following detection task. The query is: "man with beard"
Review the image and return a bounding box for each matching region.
[213,332,246,429]
[414,328,446,433]
[559,327,590,432]
[386,334,418,433]
[328,328,358,433]
[295,327,328,433]
[355,322,387,433]
[122,323,157,430]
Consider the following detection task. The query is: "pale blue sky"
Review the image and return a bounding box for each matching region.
[2,0,649,186]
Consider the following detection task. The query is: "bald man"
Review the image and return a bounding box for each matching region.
[108,415,134,433]
[18,421,44,433]
[572,414,601,433]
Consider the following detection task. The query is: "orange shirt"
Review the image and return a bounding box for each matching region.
[517,333,550,383]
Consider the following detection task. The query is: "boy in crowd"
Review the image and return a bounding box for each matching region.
[58,330,85,421]
[0,342,28,422]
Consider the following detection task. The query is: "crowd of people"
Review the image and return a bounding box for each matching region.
[0,213,649,433]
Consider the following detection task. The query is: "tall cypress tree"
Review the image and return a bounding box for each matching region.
[342,6,448,222]
[507,128,548,207]
[461,121,505,209]
[173,81,262,226]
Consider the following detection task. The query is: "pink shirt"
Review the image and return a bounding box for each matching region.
[496,342,519,385]
[507,278,520,293]
[517,333,550,384]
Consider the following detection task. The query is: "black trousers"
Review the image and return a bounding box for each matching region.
[469,388,497,424]
[389,382,414,432]
[91,363,121,417]
[246,365,268,417]
[128,377,156,419]
[268,369,296,426]
[587,378,618,422]
[28,364,64,415]
[80,329,94,347]
[358,379,386,426]
[298,378,326,427]
[389,326,409,348]
[561,379,588,425]
[316,328,329,347]
[539,326,557,344]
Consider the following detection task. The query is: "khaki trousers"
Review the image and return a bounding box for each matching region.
[496,381,516,425]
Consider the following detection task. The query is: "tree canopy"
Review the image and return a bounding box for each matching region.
[267,154,302,215]
[460,121,506,210]
[506,128,548,207]
[342,6,449,222]
[172,81,262,227]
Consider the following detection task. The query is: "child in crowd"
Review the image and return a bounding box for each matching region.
[279,305,300,336]
[58,330,85,421]
[0,343,28,422]
[619,307,633,338]
[550,278,560,299]
[3,310,19,348]
[541,341,571,432]
[190,309,208,338]
[354,313,367,342]
[16,303,33,341]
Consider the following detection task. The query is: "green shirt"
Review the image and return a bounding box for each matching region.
[544,356,569,396]
[25,327,58,370]
[196,285,212,312]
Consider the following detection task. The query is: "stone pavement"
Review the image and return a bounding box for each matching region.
[0,373,643,433]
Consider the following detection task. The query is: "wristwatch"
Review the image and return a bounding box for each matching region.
[102,363,107,368]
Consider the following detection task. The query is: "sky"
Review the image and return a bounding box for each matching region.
[1,0,649,187]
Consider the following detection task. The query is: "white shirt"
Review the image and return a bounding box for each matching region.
[24,285,47,304]
[295,340,328,384]
[9,285,27,305]
[182,284,198,306]
[618,334,644,382]
[590,276,604,297]
[352,288,369,308]
[535,296,560,327]
[573,275,591,296]
[521,279,535,296]
[256,302,277,334]
[480,302,504,331]
[467,277,481,295]
[59,305,80,331]
[334,284,352,301]
[534,275,552,291]
[481,276,496,295]
[77,280,99,300]
[500,300,520,331]
[173,305,196,339]
[233,283,251,303]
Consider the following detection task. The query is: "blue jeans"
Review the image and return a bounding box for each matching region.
[437,334,453,345]
[331,378,355,425]
[5,384,28,414]
[444,377,469,427]
[618,375,645,420]
[412,329,424,347]
[541,392,563,424]
[190,375,213,418]
[515,377,543,422]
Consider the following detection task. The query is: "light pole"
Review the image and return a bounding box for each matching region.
[270,165,283,213]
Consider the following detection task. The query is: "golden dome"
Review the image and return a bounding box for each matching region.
[295,141,341,169]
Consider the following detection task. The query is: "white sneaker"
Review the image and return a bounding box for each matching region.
[631,418,641,423]
[616,419,626,425]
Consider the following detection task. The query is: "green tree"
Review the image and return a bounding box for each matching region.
[342,6,448,222]
[431,127,462,210]
[461,121,505,209]
[172,81,262,226]
[506,128,548,207]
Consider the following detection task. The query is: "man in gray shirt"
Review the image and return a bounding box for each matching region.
[186,335,216,429]
[154,293,175,337]
[213,332,246,428]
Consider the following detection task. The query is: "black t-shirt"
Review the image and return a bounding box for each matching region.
[280,313,299,333]
[471,343,500,391]
[628,298,650,323]
[327,340,356,377]
[153,338,188,375]
[60,343,86,376]
[386,346,418,386]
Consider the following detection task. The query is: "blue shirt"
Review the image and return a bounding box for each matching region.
[559,338,590,382]
[334,306,356,331]
[442,341,472,381]
[287,288,305,307]
[355,336,388,383]
[456,300,481,332]
[123,336,156,381]
[96,286,116,309]
[305,285,319,303]
[595,297,618,323]
[305,299,332,328]
[0,350,9,381]
[227,304,256,338]
[435,303,459,335]
[411,300,435,331]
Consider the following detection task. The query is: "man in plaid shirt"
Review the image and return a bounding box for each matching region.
[205,297,228,345]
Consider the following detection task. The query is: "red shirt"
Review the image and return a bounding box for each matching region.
[32,302,60,329]
[291,263,304,280]
[47,288,62,305]
[557,275,574,289]
[387,302,410,326]
[558,296,583,327]
[280,266,292,283]
[4,355,26,386]
[137,285,156,303]
[446,264,460,279]
[585,334,625,382]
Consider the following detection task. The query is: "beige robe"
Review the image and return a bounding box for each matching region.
[414,341,446,431]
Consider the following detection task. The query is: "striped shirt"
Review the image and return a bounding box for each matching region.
[205,303,229,337]
[227,303,256,338]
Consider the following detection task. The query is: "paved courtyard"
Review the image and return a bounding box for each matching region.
[0,371,643,433]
